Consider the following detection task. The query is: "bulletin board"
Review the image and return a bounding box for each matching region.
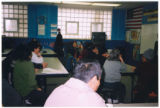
[140,24,158,54]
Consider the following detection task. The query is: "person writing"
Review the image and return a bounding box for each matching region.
[31,43,48,72]
[44,59,106,107]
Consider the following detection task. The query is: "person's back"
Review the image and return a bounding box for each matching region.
[13,60,37,97]
[44,78,105,107]
[44,59,106,107]
[103,60,125,83]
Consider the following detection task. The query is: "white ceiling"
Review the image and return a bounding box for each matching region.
[2,1,157,9]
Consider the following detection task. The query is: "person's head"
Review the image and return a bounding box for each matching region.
[88,44,99,54]
[33,43,42,54]
[57,28,61,33]
[142,49,154,62]
[73,59,102,91]
[108,49,120,61]
[73,41,78,48]
[14,43,32,61]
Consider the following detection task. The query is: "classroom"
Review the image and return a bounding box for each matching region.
[2,0,158,107]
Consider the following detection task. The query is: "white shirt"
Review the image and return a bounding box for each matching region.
[44,78,106,107]
[31,52,43,64]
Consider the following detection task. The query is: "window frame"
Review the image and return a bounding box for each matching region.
[4,18,19,32]
[65,21,79,35]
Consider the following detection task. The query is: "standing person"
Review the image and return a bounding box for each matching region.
[103,49,126,103]
[54,28,64,61]
[134,49,158,102]
[44,59,106,107]
[12,44,47,106]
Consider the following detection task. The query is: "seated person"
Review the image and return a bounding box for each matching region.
[103,49,126,103]
[31,43,48,72]
[44,59,106,107]
[134,49,158,102]
[12,44,48,106]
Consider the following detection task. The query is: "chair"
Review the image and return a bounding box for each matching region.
[101,87,116,103]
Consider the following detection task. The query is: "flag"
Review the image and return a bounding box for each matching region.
[126,7,143,30]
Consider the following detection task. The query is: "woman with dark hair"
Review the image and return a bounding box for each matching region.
[13,44,47,106]
[103,49,126,103]
[86,44,107,66]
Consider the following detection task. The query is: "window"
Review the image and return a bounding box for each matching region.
[4,18,18,32]
[58,7,112,39]
[66,21,79,35]
[91,23,103,32]
[2,4,28,37]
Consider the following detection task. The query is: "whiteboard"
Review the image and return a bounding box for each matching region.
[140,24,158,54]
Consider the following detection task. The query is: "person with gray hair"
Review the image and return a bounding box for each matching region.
[103,48,126,103]
[44,59,106,107]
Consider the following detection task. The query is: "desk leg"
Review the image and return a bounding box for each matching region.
[131,75,135,102]
[43,77,47,93]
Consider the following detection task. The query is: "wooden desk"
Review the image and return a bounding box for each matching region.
[41,48,57,57]
[36,57,69,92]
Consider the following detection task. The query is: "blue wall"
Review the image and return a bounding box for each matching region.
[142,2,158,24]
[111,9,126,40]
[28,4,58,38]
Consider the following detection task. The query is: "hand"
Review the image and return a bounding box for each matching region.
[37,53,42,57]
[42,62,48,68]
[119,55,124,63]
[131,66,136,71]
[102,53,109,58]
[34,68,39,73]
[37,87,42,91]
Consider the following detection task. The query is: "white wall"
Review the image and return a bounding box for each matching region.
[140,24,158,54]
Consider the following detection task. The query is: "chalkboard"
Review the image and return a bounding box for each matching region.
[140,24,158,54]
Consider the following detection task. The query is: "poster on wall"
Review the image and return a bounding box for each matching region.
[38,24,45,35]
[129,31,141,44]
[126,30,141,61]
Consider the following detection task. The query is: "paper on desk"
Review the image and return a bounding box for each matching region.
[42,68,65,74]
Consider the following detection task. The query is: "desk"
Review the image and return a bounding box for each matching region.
[36,57,69,92]
[2,57,6,61]
[112,102,158,107]
[41,48,57,57]
[121,72,136,102]
[2,49,12,57]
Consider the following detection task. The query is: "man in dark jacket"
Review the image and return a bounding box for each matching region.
[54,28,64,61]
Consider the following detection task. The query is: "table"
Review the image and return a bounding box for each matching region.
[36,57,69,92]
[121,72,136,102]
[2,49,12,57]
[112,102,158,107]
[41,48,57,57]
[2,57,6,61]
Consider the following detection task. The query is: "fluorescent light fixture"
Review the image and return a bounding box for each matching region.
[92,3,121,7]
[59,1,91,5]
[54,1,120,7]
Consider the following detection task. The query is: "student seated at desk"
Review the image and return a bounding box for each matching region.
[31,43,48,72]
[44,59,106,107]
[12,44,48,106]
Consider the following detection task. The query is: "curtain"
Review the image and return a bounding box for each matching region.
[111,9,126,40]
